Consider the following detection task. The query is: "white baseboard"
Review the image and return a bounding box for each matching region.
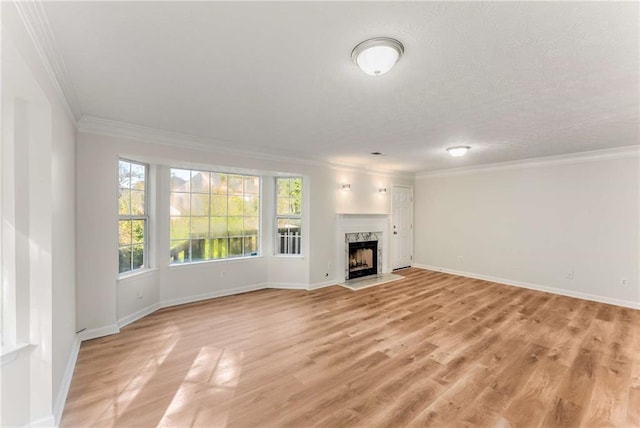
[77,324,120,341]
[308,279,336,290]
[118,303,161,329]
[267,280,337,290]
[159,283,268,309]
[30,415,55,427]
[414,264,639,310]
[266,282,308,290]
[53,336,81,426]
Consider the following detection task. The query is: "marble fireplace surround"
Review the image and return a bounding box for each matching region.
[336,214,390,281]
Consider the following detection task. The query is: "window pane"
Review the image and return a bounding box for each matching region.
[170,169,191,192]
[277,197,291,216]
[210,217,228,238]
[119,189,131,215]
[276,218,301,255]
[209,237,228,259]
[191,193,209,216]
[211,217,228,238]
[170,240,188,263]
[170,216,190,240]
[229,175,243,194]
[244,196,258,216]
[210,195,227,216]
[228,216,243,236]
[244,236,258,255]
[203,239,214,260]
[132,220,145,244]
[244,176,259,195]
[119,220,132,246]
[278,218,301,232]
[228,195,243,216]
[190,239,207,261]
[191,171,210,194]
[131,190,145,215]
[244,216,258,234]
[277,178,290,197]
[211,173,227,194]
[119,246,132,273]
[229,237,243,256]
[119,161,131,188]
[290,178,302,214]
[191,217,209,239]
[132,244,144,270]
[170,192,190,216]
[130,163,145,190]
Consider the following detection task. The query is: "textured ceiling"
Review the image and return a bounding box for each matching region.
[43,1,639,173]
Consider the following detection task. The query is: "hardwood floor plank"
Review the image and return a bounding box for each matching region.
[61,268,640,428]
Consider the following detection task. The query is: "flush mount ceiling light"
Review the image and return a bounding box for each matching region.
[351,37,404,76]
[446,146,471,157]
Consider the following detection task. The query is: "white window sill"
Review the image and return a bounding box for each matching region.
[1,343,34,366]
[118,267,158,282]
[169,255,263,269]
[273,254,305,259]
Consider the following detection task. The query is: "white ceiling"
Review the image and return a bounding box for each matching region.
[43,1,639,173]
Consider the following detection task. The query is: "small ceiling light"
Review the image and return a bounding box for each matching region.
[446,146,471,157]
[370,152,384,156]
[352,37,404,76]
[341,183,351,191]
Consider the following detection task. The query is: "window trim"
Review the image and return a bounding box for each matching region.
[274,176,303,256]
[118,158,149,276]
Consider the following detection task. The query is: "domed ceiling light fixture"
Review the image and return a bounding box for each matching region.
[351,37,404,76]
[446,146,471,157]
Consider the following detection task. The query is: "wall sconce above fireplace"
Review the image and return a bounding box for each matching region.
[378,187,387,193]
[341,183,351,191]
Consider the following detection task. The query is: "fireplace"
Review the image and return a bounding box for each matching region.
[339,217,386,282]
[348,240,378,279]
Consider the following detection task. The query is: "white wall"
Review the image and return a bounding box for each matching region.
[414,152,640,308]
[1,2,77,426]
[50,76,77,427]
[76,129,413,335]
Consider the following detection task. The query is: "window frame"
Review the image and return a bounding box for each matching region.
[118,158,149,276]
[274,176,303,256]
[169,168,261,265]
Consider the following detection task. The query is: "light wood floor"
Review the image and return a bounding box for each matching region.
[62,268,640,427]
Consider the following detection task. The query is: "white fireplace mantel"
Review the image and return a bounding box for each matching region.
[336,214,391,281]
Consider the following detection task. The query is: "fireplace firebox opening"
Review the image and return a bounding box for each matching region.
[348,240,378,280]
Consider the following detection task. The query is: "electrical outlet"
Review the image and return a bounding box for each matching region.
[621,278,628,287]
[566,271,574,280]
[136,291,143,300]
[220,271,225,278]
[325,272,329,277]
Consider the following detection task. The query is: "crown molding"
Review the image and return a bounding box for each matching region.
[77,115,414,179]
[14,0,82,122]
[325,163,414,180]
[416,146,640,179]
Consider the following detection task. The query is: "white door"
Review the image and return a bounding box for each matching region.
[392,186,413,270]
